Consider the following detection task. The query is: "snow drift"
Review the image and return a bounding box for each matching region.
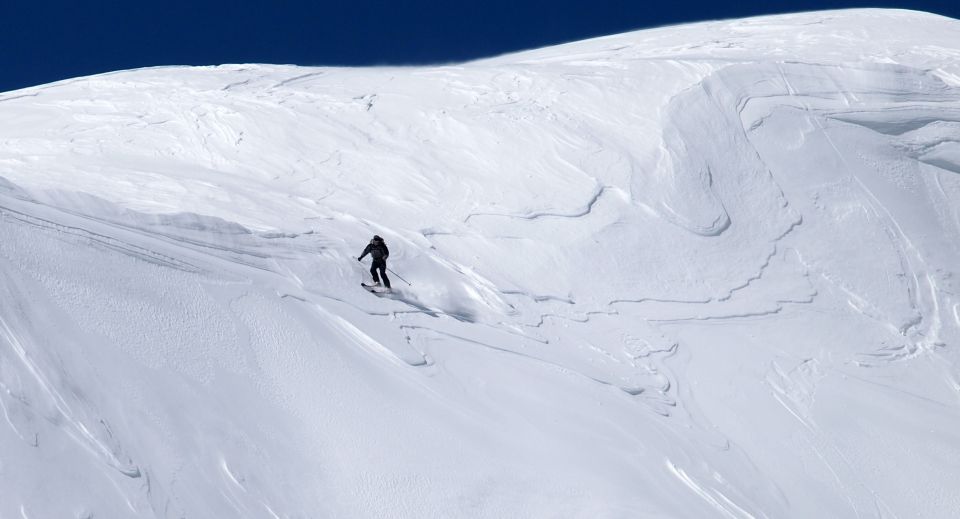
[1,8,959,518]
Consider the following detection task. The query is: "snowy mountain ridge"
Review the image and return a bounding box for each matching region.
[1,8,959,518]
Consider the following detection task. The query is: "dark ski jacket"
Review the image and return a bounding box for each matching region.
[359,238,389,261]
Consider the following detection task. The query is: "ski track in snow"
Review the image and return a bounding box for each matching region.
[1,8,960,518]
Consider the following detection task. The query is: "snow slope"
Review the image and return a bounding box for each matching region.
[1,8,960,518]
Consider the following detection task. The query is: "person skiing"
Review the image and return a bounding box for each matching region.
[358,235,391,289]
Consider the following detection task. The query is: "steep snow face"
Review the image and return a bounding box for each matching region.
[1,8,960,518]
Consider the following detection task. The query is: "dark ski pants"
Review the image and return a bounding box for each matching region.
[371,259,391,288]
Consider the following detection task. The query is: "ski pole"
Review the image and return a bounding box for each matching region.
[387,267,412,286]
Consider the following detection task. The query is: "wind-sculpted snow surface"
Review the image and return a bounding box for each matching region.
[1,8,960,518]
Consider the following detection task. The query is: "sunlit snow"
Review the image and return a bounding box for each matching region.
[1,8,959,518]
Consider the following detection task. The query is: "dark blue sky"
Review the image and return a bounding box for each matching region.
[2,0,957,93]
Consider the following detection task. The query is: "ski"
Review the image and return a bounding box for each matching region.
[361,283,391,294]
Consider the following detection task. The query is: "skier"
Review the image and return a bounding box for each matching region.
[358,235,391,289]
